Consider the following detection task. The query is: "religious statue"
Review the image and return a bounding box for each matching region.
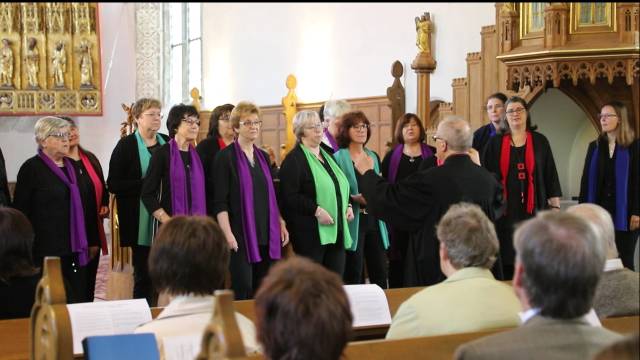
[0,39,14,88]
[52,41,67,88]
[78,40,93,88]
[281,74,298,152]
[25,37,40,89]
[415,12,432,54]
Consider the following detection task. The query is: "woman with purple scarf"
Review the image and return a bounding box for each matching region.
[13,116,92,303]
[580,101,639,269]
[141,104,206,228]
[213,101,289,300]
[381,113,434,288]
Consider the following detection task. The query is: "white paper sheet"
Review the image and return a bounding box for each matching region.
[343,284,392,327]
[162,334,202,360]
[67,298,152,354]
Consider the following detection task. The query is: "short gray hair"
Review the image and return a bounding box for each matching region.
[34,116,70,143]
[436,203,499,269]
[323,100,351,121]
[567,203,618,260]
[292,110,321,141]
[437,116,472,152]
[514,211,605,319]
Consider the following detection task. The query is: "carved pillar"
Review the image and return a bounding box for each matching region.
[618,3,640,45]
[281,74,297,154]
[499,3,519,54]
[387,60,405,134]
[544,3,569,48]
[411,12,436,128]
[135,3,162,100]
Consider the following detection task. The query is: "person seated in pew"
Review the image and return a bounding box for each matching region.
[0,208,40,319]
[567,204,639,318]
[455,211,622,360]
[135,216,260,357]
[255,256,352,360]
[386,203,520,339]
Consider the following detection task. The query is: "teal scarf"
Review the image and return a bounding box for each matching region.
[333,148,389,251]
[135,131,166,246]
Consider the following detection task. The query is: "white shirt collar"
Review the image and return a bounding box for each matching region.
[518,307,601,327]
[603,258,624,272]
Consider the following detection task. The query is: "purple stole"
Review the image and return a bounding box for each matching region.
[233,141,282,263]
[169,139,206,216]
[587,143,630,231]
[37,150,89,266]
[323,128,339,152]
[387,143,433,183]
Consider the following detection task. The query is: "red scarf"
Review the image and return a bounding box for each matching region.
[500,132,535,214]
[79,149,108,255]
[217,137,228,150]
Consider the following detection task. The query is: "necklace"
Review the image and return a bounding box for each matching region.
[409,156,417,163]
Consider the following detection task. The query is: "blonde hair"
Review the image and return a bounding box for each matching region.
[292,110,321,141]
[131,98,162,120]
[230,101,261,129]
[602,102,636,147]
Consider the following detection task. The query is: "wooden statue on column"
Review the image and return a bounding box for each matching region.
[281,74,298,157]
[411,12,436,129]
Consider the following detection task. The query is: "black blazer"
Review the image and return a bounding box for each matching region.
[472,123,498,154]
[212,145,275,248]
[483,131,562,211]
[196,136,223,216]
[579,137,640,221]
[107,133,169,247]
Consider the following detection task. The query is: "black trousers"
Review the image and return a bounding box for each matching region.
[85,252,100,301]
[132,244,156,306]
[35,254,87,304]
[616,230,639,270]
[293,233,346,277]
[344,213,388,289]
[388,230,408,288]
[229,244,273,300]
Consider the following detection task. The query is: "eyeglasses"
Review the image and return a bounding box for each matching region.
[218,115,230,122]
[505,108,525,116]
[598,113,617,120]
[182,116,201,126]
[486,104,504,111]
[240,120,263,128]
[304,123,323,130]
[142,112,163,118]
[432,135,445,142]
[49,132,70,140]
[351,124,370,131]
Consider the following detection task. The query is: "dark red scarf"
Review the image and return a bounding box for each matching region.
[500,132,535,214]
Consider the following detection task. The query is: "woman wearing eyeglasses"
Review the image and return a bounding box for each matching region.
[279,110,354,276]
[196,104,235,216]
[213,101,289,300]
[472,92,508,153]
[13,116,92,303]
[108,98,169,306]
[482,96,561,279]
[579,101,639,269]
[334,111,389,289]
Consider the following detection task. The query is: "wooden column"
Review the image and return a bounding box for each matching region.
[412,12,437,128]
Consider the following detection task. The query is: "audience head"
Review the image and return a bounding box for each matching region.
[567,203,618,260]
[148,216,229,296]
[166,104,199,139]
[207,103,235,139]
[131,98,163,133]
[255,257,352,360]
[437,203,499,275]
[513,211,605,319]
[600,101,635,147]
[395,113,426,145]
[0,208,38,283]
[34,116,71,159]
[336,110,371,148]
[293,110,323,146]
[503,96,537,134]
[433,116,472,158]
[323,100,351,136]
[486,92,508,127]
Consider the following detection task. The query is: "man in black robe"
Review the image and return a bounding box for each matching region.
[354,117,504,286]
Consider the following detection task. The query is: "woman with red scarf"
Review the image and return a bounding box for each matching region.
[483,96,562,280]
[579,102,639,269]
[63,117,109,302]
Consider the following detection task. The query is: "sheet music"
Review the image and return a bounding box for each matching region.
[67,299,152,354]
[162,334,202,360]
[343,284,392,327]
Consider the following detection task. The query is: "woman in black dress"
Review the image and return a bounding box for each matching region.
[580,101,639,269]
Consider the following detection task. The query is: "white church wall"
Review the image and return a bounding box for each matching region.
[201,3,496,111]
[0,3,136,182]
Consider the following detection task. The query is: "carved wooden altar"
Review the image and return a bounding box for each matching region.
[0,2,102,115]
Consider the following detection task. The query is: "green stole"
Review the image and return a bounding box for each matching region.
[333,148,389,252]
[135,131,166,246]
[300,144,352,249]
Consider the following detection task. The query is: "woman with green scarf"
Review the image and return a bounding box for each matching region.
[333,111,390,289]
[279,111,354,276]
